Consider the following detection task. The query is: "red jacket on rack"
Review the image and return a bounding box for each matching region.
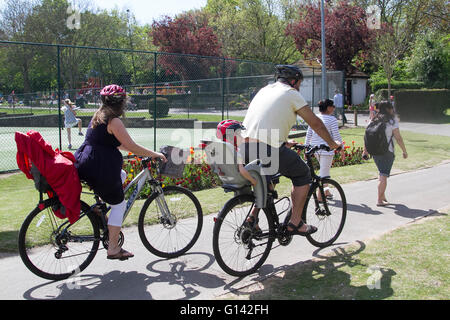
[15,130,81,224]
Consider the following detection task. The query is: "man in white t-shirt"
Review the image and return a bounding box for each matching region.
[333,89,347,124]
[241,65,341,237]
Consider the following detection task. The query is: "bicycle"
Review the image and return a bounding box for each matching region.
[212,144,347,277]
[18,156,203,281]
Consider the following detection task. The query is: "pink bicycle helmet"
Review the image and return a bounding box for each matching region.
[216,119,245,145]
[100,84,126,97]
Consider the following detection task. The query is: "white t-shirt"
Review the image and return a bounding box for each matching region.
[242,82,308,148]
[384,117,399,153]
[305,113,342,156]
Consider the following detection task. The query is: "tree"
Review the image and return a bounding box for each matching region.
[286,1,372,72]
[206,0,302,63]
[151,12,222,81]
[407,32,449,88]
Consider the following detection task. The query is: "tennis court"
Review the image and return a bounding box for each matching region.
[3,126,217,172]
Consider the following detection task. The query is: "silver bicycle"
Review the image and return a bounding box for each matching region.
[18,157,203,280]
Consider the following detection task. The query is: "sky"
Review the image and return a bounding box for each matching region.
[92,0,208,25]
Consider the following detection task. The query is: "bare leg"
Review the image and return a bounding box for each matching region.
[78,120,83,133]
[377,175,388,204]
[107,225,122,256]
[66,128,71,146]
[288,184,313,232]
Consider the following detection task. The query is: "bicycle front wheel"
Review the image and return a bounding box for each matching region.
[138,185,203,258]
[303,178,347,248]
[18,200,100,281]
[212,194,274,277]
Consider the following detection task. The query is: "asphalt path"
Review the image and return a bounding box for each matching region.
[1,161,449,300]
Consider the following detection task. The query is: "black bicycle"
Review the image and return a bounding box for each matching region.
[18,157,203,281]
[212,144,347,277]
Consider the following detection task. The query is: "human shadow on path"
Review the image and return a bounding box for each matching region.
[22,252,225,300]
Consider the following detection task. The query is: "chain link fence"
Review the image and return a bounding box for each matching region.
[0,40,343,172]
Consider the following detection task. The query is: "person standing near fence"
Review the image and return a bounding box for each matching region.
[305,99,344,201]
[333,89,347,124]
[62,99,83,150]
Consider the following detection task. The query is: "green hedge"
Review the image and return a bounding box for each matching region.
[370,79,425,92]
[394,89,449,121]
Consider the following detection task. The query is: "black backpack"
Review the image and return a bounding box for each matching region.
[364,118,393,156]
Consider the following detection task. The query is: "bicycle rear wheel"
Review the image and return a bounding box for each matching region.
[212,194,274,277]
[138,185,203,258]
[303,178,347,248]
[18,200,100,281]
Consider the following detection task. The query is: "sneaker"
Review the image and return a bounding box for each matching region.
[68,144,72,149]
[78,132,84,136]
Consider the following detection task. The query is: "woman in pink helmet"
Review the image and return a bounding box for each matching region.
[75,84,166,261]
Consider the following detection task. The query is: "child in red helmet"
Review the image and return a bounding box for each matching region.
[216,120,257,186]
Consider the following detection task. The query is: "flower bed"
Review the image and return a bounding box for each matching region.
[123,141,367,196]
[296,141,367,170]
[122,149,221,199]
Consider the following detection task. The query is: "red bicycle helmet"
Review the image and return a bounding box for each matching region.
[100,84,126,97]
[216,119,245,145]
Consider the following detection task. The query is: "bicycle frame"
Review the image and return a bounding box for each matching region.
[121,159,173,226]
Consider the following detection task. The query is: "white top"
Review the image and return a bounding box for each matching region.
[383,117,399,153]
[242,82,308,148]
[305,113,342,155]
[333,93,344,108]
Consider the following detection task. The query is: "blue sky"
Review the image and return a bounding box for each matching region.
[92,0,208,25]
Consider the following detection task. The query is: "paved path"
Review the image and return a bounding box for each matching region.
[1,162,449,300]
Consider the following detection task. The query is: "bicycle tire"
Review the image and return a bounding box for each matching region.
[18,200,100,281]
[138,185,203,258]
[303,178,347,248]
[212,194,275,277]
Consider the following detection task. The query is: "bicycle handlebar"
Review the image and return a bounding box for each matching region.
[292,144,332,154]
[124,154,161,169]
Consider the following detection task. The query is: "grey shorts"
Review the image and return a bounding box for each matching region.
[373,152,395,177]
[242,142,311,187]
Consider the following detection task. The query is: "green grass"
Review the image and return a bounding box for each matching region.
[221,211,449,300]
[1,128,449,252]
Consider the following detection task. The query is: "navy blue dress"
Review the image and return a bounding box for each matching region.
[75,122,124,204]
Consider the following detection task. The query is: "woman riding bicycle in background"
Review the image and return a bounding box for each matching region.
[74,84,166,261]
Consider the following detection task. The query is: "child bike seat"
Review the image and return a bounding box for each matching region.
[204,141,267,208]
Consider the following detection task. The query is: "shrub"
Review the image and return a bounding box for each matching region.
[394,89,450,121]
[370,79,425,92]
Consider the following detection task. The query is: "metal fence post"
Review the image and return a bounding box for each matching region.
[153,52,157,151]
[57,45,62,150]
[222,57,225,121]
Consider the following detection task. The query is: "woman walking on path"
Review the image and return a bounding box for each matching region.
[305,99,344,201]
[363,101,408,207]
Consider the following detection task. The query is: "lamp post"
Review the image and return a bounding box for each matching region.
[126,9,137,83]
[320,0,327,100]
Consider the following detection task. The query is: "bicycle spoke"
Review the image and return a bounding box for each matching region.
[213,195,274,277]
[139,186,202,258]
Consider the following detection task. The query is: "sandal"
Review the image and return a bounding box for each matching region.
[244,215,262,234]
[107,248,134,261]
[285,221,318,237]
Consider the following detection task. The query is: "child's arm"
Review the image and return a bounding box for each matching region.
[238,164,257,186]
